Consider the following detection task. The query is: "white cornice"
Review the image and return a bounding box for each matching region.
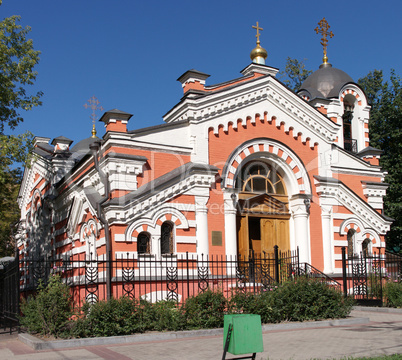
[105,172,215,224]
[164,76,340,144]
[315,178,392,234]
[104,138,192,154]
[18,156,52,211]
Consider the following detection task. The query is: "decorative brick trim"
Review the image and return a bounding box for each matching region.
[339,218,364,236]
[223,138,310,194]
[126,207,190,242]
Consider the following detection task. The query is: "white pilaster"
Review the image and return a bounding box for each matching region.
[195,196,209,258]
[151,235,160,258]
[223,192,237,260]
[321,206,334,274]
[290,195,311,264]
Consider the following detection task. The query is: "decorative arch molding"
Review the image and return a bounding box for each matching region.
[31,189,42,213]
[339,84,367,108]
[126,207,189,242]
[360,229,381,246]
[152,206,189,229]
[80,218,99,260]
[80,218,99,241]
[221,138,311,195]
[339,218,365,236]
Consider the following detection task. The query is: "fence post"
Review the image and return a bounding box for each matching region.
[16,250,20,333]
[107,251,112,301]
[186,252,190,299]
[274,245,280,283]
[341,247,347,298]
[378,248,383,302]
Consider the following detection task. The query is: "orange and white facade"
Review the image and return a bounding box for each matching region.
[17,43,392,279]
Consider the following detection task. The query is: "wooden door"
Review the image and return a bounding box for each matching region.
[237,215,249,260]
[261,218,289,254]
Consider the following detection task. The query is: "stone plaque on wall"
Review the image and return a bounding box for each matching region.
[211,231,222,246]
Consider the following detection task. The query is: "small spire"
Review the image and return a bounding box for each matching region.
[250,21,268,65]
[91,123,97,138]
[315,18,334,65]
[84,96,103,138]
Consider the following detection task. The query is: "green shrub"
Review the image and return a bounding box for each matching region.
[269,277,354,322]
[20,276,355,338]
[20,274,72,338]
[73,296,141,337]
[183,289,227,329]
[384,281,402,308]
[228,289,257,314]
[228,288,281,323]
[72,297,185,337]
[140,299,185,332]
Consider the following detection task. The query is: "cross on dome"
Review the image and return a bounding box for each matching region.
[315,18,334,64]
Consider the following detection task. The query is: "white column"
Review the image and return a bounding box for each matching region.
[224,192,237,259]
[195,196,209,258]
[151,235,160,259]
[290,195,311,264]
[321,206,334,274]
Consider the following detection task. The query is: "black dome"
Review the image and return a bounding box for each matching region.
[70,136,100,161]
[299,63,354,99]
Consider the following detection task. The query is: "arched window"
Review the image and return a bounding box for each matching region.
[362,238,370,257]
[342,96,357,152]
[137,232,150,254]
[347,229,356,258]
[236,162,286,195]
[161,222,174,255]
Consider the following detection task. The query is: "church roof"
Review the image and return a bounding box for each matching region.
[70,136,100,162]
[299,63,354,99]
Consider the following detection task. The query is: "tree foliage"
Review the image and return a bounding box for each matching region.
[0,3,42,132]
[0,1,41,257]
[358,70,402,252]
[279,57,312,92]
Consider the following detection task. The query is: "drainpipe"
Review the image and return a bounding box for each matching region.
[90,142,112,300]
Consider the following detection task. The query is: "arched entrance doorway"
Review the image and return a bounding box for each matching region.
[235,161,290,259]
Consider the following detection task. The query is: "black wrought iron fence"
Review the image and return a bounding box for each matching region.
[292,262,341,291]
[385,250,402,282]
[0,255,20,333]
[6,246,398,332]
[16,247,299,312]
[340,247,402,306]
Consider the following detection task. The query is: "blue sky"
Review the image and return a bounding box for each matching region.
[3,0,402,145]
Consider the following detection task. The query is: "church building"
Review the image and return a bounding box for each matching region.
[17,20,392,286]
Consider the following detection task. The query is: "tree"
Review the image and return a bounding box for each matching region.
[358,70,402,253]
[279,57,312,92]
[0,1,42,257]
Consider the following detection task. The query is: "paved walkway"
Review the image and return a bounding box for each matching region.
[1,308,401,360]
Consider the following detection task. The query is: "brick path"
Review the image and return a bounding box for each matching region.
[1,308,401,360]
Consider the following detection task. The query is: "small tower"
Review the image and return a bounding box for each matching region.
[298,18,371,154]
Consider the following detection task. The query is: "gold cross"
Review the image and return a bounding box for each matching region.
[84,96,103,137]
[252,21,263,44]
[315,18,334,63]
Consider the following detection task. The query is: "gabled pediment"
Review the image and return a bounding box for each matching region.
[330,144,385,177]
[238,193,289,215]
[163,74,340,146]
[314,176,392,234]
